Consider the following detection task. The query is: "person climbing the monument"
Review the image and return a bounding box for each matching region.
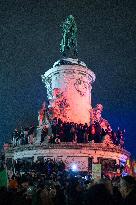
[41,125,48,143]
[38,102,46,126]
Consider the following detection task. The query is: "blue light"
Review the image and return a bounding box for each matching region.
[71,164,78,171]
[122,171,128,177]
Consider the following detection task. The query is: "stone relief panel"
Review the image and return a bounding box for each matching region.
[74,76,89,96]
[49,88,70,121]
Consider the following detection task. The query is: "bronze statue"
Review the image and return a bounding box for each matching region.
[60,15,78,57]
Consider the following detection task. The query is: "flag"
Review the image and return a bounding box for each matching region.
[0,169,8,188]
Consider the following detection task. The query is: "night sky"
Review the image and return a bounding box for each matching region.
[0,0,136,155]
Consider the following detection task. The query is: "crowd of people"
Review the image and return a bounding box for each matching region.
[0,162,136,205]
[13,158,65,174]
[6,157,124,178]
[11,118,125,148]
[11,125,36,147]
[42,118,125,147]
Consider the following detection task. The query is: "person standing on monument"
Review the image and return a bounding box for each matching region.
[38,102,46,126]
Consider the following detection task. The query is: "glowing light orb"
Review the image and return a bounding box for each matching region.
[71,164,78,171]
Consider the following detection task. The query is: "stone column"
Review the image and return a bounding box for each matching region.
[42,58,95,125]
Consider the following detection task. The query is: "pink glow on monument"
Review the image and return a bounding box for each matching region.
[42,61,95,124]
[51,84,91,124]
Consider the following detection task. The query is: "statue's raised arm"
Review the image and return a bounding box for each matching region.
[60,15,78,58]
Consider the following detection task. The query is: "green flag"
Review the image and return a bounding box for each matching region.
[0,169,8,188]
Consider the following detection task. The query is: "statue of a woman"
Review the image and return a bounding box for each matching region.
[60,15,78,57]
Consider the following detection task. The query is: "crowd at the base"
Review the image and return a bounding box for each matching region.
[9,158,120,176]
[11,118,125,148]
[13,158,65,174]
[0,161,136,205]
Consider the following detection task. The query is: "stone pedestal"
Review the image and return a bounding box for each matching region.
[6,143,130,172]
[42,58,95,124]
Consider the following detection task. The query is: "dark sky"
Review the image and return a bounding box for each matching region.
[0,0,136,155]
